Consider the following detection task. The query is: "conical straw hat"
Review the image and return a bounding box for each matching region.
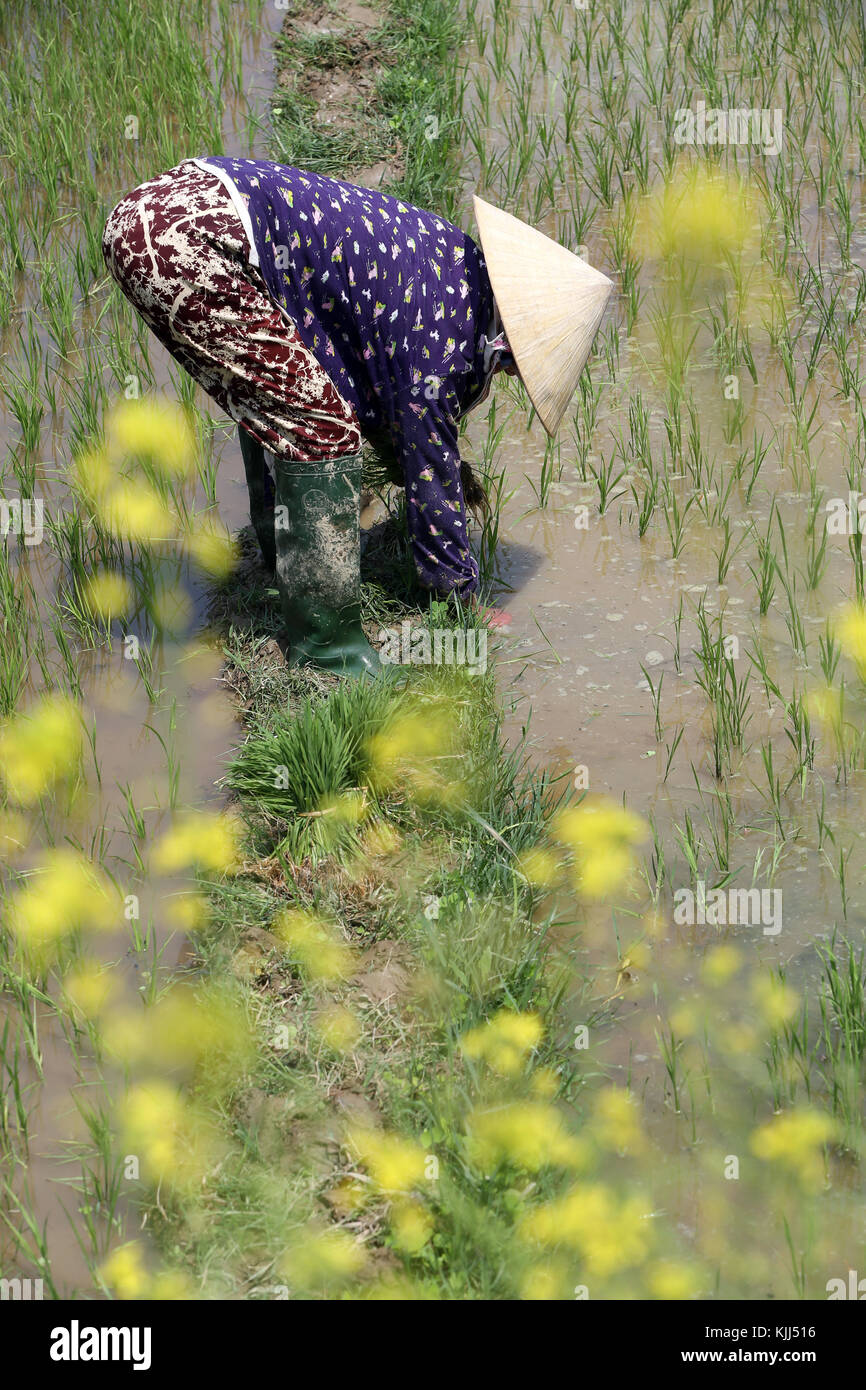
[473,194,613,437]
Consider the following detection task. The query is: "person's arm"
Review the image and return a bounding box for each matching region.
[388,393,479,599]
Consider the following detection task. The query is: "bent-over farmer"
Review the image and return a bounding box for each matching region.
[102,158,611,676]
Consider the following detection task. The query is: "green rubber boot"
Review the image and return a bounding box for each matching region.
[239,427,276,573]
[273,451,381,678]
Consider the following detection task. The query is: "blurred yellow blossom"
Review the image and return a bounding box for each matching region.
[520,1259,572,1300]
[163,891,211,932]
[805,684,843,734]
[468,1101,588,1173]
[100,1242,149,1300]
[83,570,134,621]
[105,398,196,477]
[0,694,83,806]
[390,1201,433,1254]
[647,1260,701,1300]
[314,1004,361,1053]
[360,820,402,857]
[185,517,238,578]
[517,845,561,888]
[273,908,355,982]
[752,974,800,1029]
[701,943,742,987]
[461,1009,543,1076]
[9,849,116,955]
[150,810,242,876]
[98,481,176,543]
[519,1182,652,1275]
[750,1108,835,1188]
[592,1086,646,1154]
[280,1227,366,1290]
[103,984,255,1079]
[367,702,463,805]
[0,810,30,856]
[633,165,761,266]
[119,1081,222,1190]
[835,604,866,678]
[348,1126,428,1192]
[63,962,123,1019]
[552,797,647,899]
[148,579,193,634]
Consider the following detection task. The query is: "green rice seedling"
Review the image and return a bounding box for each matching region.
[694,604,752,778]
[588,450,627,516]
[758,741,787,839]
[673,803,704,883]
[656,1023,685,1116]
[818,621,841,685]
[849,508,865,604]
[663,726,684,783]
[631,471,658,538]
[640,664,664,741]
[661,477,693,559]
[817,937,866,1139]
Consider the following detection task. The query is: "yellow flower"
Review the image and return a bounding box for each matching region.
[517,845,561,888]
[314,1005,361,1053]
[185,518,238,578]
[592,1086,645,1154]
[147,580,192,635]
[390,1201,433,1253]
[348,1126,428,1192]
[530,1066,559,1098]
[71,445,113,504]
[103,984,255,1078]
[520,1259,572,1301]
[805,684,843,733]
[750,1108,835,1188]
[280,1228,366,1290]
[63,962,122,1019]
[119,1081,221,1189]
[835,604,866,677]
[366,703,462,804]
[634,166,761,265]
[100,1242,149,1300]
[468,1102,588,1173]
[105,398,196,477]
[272,908,355,982]
[162,891,211,932]
[9,849,116,954]
[552,798,647,900]
[98,481,176,542]
[0,694,83,805]
[150,810,242,876]
[701,943,741,987]
[83,570,134,621]
[520,1182,652,1275]
[460,1009,543,1076]
[647,1260,700,1300]
[752,974,800,1029]
[148,1269,194,1300]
